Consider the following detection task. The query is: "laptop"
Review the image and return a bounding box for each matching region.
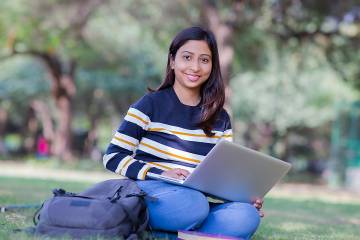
[147,140,291,202]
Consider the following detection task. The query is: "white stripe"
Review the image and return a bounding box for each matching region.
[146,162,170,170]
[223,129,233,142]
[148,122,222,144]
[149,162,196,173]
[223,136,233,142]
[224,129,233,135]
[124,108,150,130]
[137,165,151,180]
[112,155,132,174]
[111,138,135,152]
[138,138,205,163]
[102,152,118,167]
[114,155,133,174]
[124,115,147,130]
[128,108,150,123]
[115,132,139,145]
[149,122,224,136]
[120,158,137,176]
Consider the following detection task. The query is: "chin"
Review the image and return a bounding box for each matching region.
[184,83,202,89]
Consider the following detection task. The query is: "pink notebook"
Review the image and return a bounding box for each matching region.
[178,230,244,240]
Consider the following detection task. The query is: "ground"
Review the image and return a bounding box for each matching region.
[1,161,360,239]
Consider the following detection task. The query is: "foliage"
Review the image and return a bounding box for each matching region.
[269,0,360,91]
[0,0,360,162]
[0,56,50,125]
[231,39,358,132]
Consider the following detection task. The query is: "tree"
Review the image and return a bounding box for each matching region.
[269,0,360,90]
[0,0,106,161]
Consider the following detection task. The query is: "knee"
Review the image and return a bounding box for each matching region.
[231,203,261,234]
[180,188,209,227]
[200,202,260,239]
[147,186,209,231]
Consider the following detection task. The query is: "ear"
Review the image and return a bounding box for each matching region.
[170,55,175,69]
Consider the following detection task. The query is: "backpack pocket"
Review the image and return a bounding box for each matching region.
[41,196,128,229]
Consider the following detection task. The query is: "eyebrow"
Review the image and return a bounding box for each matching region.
[182,51,211,58]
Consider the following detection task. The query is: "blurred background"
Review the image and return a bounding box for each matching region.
[0,0,359,191]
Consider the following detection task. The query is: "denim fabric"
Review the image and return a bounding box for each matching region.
[137,180,260,239]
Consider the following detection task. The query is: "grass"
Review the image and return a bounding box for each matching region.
[0,177,93,240]
[1,176,359,240]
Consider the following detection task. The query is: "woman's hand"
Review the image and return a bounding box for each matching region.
[161,168,190,180]
[252,198,264,218]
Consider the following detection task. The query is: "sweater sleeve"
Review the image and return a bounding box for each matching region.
[221,110,233,142]
[103,95,164,180]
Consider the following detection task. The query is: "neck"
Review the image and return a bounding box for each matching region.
[173,83,200,106]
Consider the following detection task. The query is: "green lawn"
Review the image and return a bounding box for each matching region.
[0,176,359,240]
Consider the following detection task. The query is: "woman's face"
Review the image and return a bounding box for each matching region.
[171,40,212,92]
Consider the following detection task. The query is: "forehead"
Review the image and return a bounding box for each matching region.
[178,40,212,56]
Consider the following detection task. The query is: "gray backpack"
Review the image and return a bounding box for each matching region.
[34,179,149,239]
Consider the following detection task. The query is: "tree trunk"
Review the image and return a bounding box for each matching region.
[53,91,73,161]
[36,53,76,162]
[31,100,55,142]
[0,107,8,155]
[202,0,240,114]
[22,105,38,154]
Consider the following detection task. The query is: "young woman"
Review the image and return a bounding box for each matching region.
[103,26,263,239]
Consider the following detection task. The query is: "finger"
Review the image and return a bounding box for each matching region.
[259,210,265,218]
[173,168,184,173]
[254,203,262,210]
[174,168,190,177]
[255,199,263,209]
[173,173,185,180]
[178,169,190,176]
[251,197,262,204]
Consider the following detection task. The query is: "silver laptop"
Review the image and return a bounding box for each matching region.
[147,140,291,202]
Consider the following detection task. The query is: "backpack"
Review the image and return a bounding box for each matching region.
[34,179,149,239]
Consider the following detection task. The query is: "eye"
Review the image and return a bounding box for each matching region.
[201,58,210,63]
[183,55,191,61]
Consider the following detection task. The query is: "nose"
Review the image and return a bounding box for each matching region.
[190,60,200,72]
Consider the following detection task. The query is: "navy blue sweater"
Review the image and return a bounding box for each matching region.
[103,87,232,180]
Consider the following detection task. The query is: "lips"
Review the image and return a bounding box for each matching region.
[185,73,200,82]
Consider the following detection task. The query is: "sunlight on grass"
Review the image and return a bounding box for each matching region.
[279,222,311,232]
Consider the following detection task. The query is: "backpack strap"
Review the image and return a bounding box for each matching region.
[33,203,44,226]
[120,194,149,233]
[53,188,96,200]
[136,200,150,232]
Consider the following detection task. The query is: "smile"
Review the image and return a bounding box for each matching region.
[185,73,201,82]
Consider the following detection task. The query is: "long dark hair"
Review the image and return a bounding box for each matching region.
[156,26,225,136]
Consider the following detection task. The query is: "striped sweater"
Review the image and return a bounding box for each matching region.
[103,87,233,180]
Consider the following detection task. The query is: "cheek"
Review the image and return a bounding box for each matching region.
[204,64,212,76]
[174,60,187,72]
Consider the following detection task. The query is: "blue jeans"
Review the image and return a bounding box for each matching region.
[137,180,260,239]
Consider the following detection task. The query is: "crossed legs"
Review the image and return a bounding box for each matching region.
[137,180,260,239]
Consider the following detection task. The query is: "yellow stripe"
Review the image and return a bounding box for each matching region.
[149,162,173,170]
[149,128,232,139]
[114,136,137,147]
[128,113,149,125]
[142,167,151,179]
[121,157,134,171]
[141,142,200,164]
[149,128,219,138]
